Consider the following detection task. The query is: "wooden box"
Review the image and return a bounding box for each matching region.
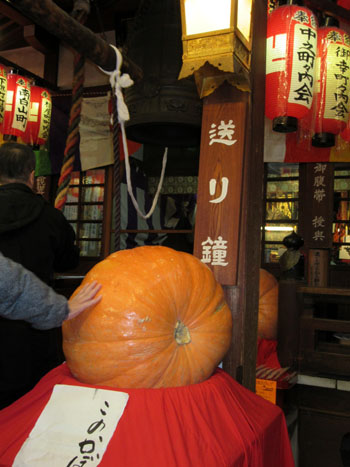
[297,385,350,467]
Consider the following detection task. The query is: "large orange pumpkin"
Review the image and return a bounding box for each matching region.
[63,246,233,388]
[258,269,279,340]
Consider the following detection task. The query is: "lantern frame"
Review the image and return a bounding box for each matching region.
[178,0,254,84]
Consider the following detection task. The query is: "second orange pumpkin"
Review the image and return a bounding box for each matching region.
[258,268,279,340]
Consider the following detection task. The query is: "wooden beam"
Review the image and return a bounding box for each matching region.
[223,0,266,390]
[0,23,27,52]
[238,0,267,390]
[23,24,59,55]
[304,0,350,23]
[0,54,59,90]
[7,0,143,80]
[0,17,16,33]
[43,50,59,88]
[0,0,31,26]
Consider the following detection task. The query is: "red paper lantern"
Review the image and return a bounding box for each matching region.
[265,4,318,133]
[312,18,350,147]
[0,73,31,138]
[22,86,52,146]
[337,0,350,10]
[0,66,7,125]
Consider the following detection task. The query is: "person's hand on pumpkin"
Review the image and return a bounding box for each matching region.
[67,281,102,320]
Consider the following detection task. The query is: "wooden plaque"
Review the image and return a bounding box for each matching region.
[301,163,333,249]
[194,86,247,285]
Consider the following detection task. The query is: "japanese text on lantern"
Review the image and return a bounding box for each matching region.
[40,97,52,140]
[289,18,317,107]
[311,163,327,242]
[14,81,30,132]
[0,74,7,121]
[324,38,350,121]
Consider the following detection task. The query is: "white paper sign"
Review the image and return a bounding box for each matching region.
[79,95,113,171]
[13,384,129,467]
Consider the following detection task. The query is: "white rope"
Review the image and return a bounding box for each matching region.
[122,126,168,219]
[99,45,167,219]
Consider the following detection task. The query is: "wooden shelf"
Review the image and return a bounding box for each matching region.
[298,286,350,296]
[298,288,350,377]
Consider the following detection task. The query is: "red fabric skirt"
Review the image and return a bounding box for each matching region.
[257,338,281,368]
[0,364,294,467]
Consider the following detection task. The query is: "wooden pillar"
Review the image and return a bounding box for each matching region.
[277,279,301,368]
[193,0,266,390]
[299,163,334,287]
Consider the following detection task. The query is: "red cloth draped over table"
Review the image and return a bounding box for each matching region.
[0,364,294,467]
[257,338,281,369]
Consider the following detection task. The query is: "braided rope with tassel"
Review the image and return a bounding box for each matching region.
[55,52,85,210]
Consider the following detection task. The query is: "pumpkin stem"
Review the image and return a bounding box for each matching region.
[174,320,191,345]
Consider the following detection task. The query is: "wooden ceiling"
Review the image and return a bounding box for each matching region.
[1,0,350,53]
[0,0,142,89]
[0,0,141,51]
[1,0,350,91]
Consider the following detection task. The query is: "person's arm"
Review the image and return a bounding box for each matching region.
[0,253,101,329]
[67,281,102,320]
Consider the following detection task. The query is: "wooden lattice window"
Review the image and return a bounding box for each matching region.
[332,165,350,265]
[262,162,299,266]
[62,166,113,263]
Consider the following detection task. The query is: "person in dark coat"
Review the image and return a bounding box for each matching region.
[0,142,80,409]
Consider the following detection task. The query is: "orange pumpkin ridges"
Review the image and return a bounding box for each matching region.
[63,245,233,389]
[258,268,279,340]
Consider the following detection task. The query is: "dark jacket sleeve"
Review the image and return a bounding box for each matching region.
[49,207,80,272]
[0,252,69,329]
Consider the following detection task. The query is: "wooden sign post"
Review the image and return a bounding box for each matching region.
[191,0,266,389]
[300,163,334,287]
[194,84,247,286]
